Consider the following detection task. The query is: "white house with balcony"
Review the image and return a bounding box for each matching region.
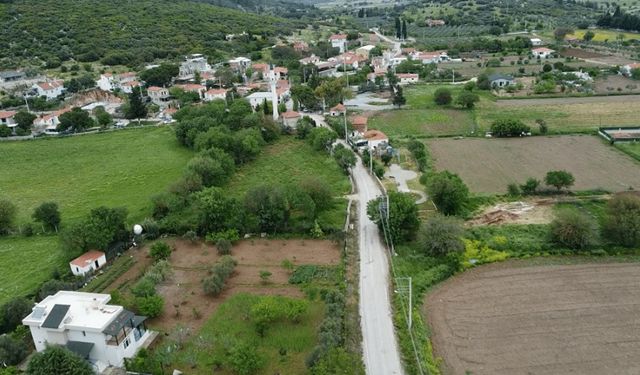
[22,291,153,373]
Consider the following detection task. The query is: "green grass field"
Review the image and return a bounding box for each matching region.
[568,29,640,42]
[616,142,640,162]
[225,136,351,228]
[0,235,63,304]
[368,85,484,138]
[0,126,193,225]
[171,293,323,375]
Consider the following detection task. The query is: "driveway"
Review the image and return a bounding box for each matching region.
[385,164,427,204]
[345,92,394,111]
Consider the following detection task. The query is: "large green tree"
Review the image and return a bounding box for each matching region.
[139,64,179,87]
[367,191,420,244]
[57,107,95,132]
[60,206,128,256]
[26,345,93,375]
[125,90,148,120]
[0,198,17,235]
[426,171,469,216]
[32,201,61,231]
[550,209,598,250]
[545,170,575,191]
[0,297,32,334]
[604,194,640,247]
[13,110,36,132]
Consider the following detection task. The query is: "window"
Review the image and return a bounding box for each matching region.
[123,338,130,349]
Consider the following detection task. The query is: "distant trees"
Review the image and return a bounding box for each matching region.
[57,107,95,132]
[392,85,406,107]
[60,206,128,256]
[604,194,640,247]
[367,192,420,244]
[597,6,640,33]
[93,106,112,127]
[418,215,465,257]
[32,202,61,231]
[490,119,530,137]
[27,346,93,375]
[553,27,574,40]
[332,144,356,173]
[63,75,95,93]
[426,171,469,216]
[0,198,17,235]
[0,297,32,334]
[545,170,574,191]
[139,64,179,87]
[13,110,36,134]
[433,88,452,105]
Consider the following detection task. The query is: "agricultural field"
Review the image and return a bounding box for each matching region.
[617,141,640,161]
[427,136,640,194]
[427,261,640,375]
[100,238,341,374]
[477,95,640,133]
[567,28,640,42]
[0,126,193,225]
[368,85,483,138]
[0,235,63,305]
[224,136,351,228]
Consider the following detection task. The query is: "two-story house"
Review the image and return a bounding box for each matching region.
[97,72,137,92]
[22,291,153,373]
[34,81,65,100]
[329,34,348,53]
[147,86,171,107]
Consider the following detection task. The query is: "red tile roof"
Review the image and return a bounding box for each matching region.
[206,89,227,96]
[329,34,348,40]
[70,250,105,268]
[397,73,418,79]
[331,103,346,112]
[351,116,368,126]
[363,129,388,141]
[147,86,164,92]
[0,111,16,119]
[37,81,63,90]
[281,111,301,119]
[532,47,555,53]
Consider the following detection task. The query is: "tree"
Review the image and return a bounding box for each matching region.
[38,279,76,300]
[228,341,263,375]
[0,199,17,235]
[426,171,469,216]
[433,88,452,105]
[32,202,61,231]
[291,84,318,111]
[57,107,95,132]
[187,155,234,187]
[603,193,640,247]
[136,295,164,318]
[545,170,575,191]
[631,68,640,80]
[333,144,356,173]
[26,345,93,375]
[216,239,232,255]
[259,270,272,284]
[550,210,598,249]
[395,17,401,39]
[583,30,595,41]
[392,85,406,107]
[554,27,574,40]
[0,335,27,366]
[300,177,333,212]
[150,241,171,261]
[490,119,530,137]
[402,19,408,40]
[418,215,465,257]
[477,73,491,90]
[367,191,420,243]
[455,91,479,109]
[93,106,112,127]
[0,297,32,334]
[542,63,553,73]
[60,206,128,256]
[139,63,179,87]
[520,177,540,195]
[307,127,337,152]
[125,90,147,120]
[13,110,36,133]
[193,187,242,235]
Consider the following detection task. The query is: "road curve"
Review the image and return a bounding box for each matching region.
[352,158,403,375]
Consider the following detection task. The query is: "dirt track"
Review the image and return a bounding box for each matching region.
[427,136,640,193]
[426,262,640,375]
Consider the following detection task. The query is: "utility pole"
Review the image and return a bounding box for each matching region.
[343,108,348,143]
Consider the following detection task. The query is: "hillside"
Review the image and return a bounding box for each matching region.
[0,0,300,68]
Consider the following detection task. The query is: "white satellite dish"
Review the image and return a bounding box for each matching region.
[133,224,143,235]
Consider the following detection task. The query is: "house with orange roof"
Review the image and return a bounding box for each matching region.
[33,107,72,132]
[0,111,17,128]
[351,116,368,133]
[174,83,206,99]
[147,86,170,107]
[120,80,141,94]
[621,62,640,77]
[397,73,419,85]
[330,103,346,116]
[69,250,106,276]
[274,67,288,80]
[33,80,65,99]
[97,72,137,92]
[204,88,227,102]
[281,111,301,127]
[363,129,389,149]
[531,47,555,58]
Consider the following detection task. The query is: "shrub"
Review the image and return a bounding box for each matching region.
[507,183,521,196]
[228,341,263,375]
[490,119,530,137]
[136,295,164,318]
[425,171,469,216]
[132,277,156,298]
[0,297,33,334]
[216,239,232,255]
[149,241,172,261]
[259,270,272,284]
[202,256,237,296]
[141,218,160,239]
[418,215,465,257]
[536,119,548,134]
[433,88,452,105]
[27,346,93,375]
[32,202,61,231]
[0,335,27,366]
[520,177,540,195]
[603,194,640,247]
[550,210,598,250]
[0,198,17,235]
[460,239,509,269]
[545,170,575,191]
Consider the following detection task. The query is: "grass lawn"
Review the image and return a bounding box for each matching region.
[616,142,640,162]
[171,293,323,375]
[368,84,487,138]
[568,29,640,42]
[225,136,351,228]
[0,126,193,225]
[0,235,64,305]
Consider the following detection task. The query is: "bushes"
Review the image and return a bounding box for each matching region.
[307,290,346,369]
[203,256,237,296]
[418,215,465,257]
[425,171,470,216]
[26,345,93,375]
[250,296,308,336]
[490,119,530,137]
[136,295,164,318]
[407,139,428,172]
[433,88,452,105]
[0,334,27,366]
[550,210,598,250]
[131,260,172,317]
[228,342,263,375]
[149,241,172,261]
[0,297,33,334]
[460,239,509,269]
[604,194,640,247]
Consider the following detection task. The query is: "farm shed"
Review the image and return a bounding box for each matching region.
[70,250,107,276]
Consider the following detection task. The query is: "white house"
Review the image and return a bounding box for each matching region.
[120,80,140,94]
[229,57,252,73]
[531,47,555,58]
[147,86,171,107]
[33,107,71,132]
[246,92,275,108]
[329,34,348,53]
[69,250,107,276]
[0,111,16,128]
[489,73,515,88]
[97,72,136,92]
[179,54,212,80]
[530,38,543,46]
[22,291,153,373]
[204,88,227,102]
[356,45,376,59]
[34,81,64,100]
[300,55,321,66]
[363,129,389,149]
[397,73,419,85]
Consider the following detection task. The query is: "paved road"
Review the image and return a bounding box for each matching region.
[353,158,403,375]
[309,113,403,374]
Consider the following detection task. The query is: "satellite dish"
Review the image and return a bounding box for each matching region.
[133,224,143,235]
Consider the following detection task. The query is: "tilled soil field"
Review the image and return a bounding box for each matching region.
[427,136,640,193]
[426,262,640,375]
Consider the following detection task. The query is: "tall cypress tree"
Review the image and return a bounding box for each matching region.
[126,89,147,120]
[402,19,408,40]
[395,17,401,39]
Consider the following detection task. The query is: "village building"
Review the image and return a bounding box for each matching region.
[281,111,301,127]
[489,73,515,88]
[204,88,227,102]
[0,111,17,128]
[0,70,26,83]
[356,45,377,59]
[33,80,64,100]
[22,291,153,373]
[351,116,368,134]
[179,54,212,80]
[147,86,171,107]
[426,19,446,27]
[397,73,419,85]
[329,34,348,53]
[299,55,321,66]
[229,57,252,73]
[293,41,309,52]
[329,103,346,116]
[621,63,640,77]
[174,83,206,100]
[531,47,555,58]
[363,129,389,149]
[530,38,544,46]
[69,250,107,276]
[120,80,141,94]
[33,107,71,132]
[97,72,137,92]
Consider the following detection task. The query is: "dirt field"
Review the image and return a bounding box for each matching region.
[106,238,340,333]
[427,136,640,194]
[426,262,640,375]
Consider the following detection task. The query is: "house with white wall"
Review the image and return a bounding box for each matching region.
[179,54,212,80]
[0,111,17,128]
[69,250,107,277]
[530,38,543,46]
[363,129,389,149]
[531,47,555,58]
[204,88,227,102]
[281,111,301,127]
[397,73,419,85]
[97,72,137,92]
[33,107,71,133]
[329,34,348,53]
[621,63,640,77]
[33,80,65,100]
[22,291,153,373]
[120,81,140,94]
[147,86,171,107]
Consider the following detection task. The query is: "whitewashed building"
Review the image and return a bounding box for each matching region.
[531,47,555,58]
[179,54,212,80]
[22,291,153,373]
[147,86,171,107]
[329,34,348,53]
[33,81,65,100]
[397,73,419,85]
[69,250,107,276]
[97,72,137,92]
[0,111,17,128]
[204,88,227,102]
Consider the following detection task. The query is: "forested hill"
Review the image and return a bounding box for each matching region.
[189,0,317,18]
[0,0,300,68]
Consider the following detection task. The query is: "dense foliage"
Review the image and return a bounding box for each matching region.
[598,6,640,33]
[26,346,94,375]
